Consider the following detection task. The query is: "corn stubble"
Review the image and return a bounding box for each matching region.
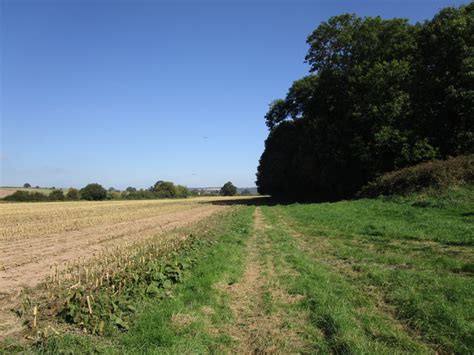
[20,216,220,337]
[0,199,198,241]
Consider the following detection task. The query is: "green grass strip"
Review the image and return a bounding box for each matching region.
[31,206,254,354]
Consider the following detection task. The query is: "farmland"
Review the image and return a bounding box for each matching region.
[1,187,472,353]
[0,197,249,341]
[2,0,473,353]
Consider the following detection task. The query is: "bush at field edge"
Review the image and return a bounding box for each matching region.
[358,155,474,197]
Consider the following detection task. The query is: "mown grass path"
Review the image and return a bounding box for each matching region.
[220,208,315,353]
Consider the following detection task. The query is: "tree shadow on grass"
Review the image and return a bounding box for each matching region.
[203,196,313,207]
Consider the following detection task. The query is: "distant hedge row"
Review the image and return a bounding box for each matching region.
[358,155,474,197]
[3,181,191,202]
[4,189,77,202]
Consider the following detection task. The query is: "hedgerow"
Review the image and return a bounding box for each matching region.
[358,155,474,197]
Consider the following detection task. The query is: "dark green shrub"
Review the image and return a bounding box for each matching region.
[220,181,237,196]
[153,181,177,198]
[107,191,123,200]
[125,189,156,200]
[66,188,80,200]
[49,189,65,201]
[4,191,30,202]
[4,190,49,202]
[175,185,189,198]
[80,183,107,201]
[358,155,474,197]
[122,183,188,200]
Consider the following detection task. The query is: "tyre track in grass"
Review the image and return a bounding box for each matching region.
[220,207,311,353]
[266,206,435,353]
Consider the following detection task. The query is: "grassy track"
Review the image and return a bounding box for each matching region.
[259,187,473,353]
[4,187,473,353]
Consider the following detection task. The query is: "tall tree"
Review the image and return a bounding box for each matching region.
[257,4,473,200]
[413,3,474,155]
[220,181,237,196]
[80,183,107,201]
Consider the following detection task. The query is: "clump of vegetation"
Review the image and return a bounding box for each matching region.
[80,183,107,201]
[106,191,123,200]
[66,188,80,200]
[153,181,189,198]
[49,190,65,201]
[4,188,81,202]
[32,236,200,335]
[21,214,232,338]
[122,189,156,200]
[4,190,50,202]
[123,181,189,200]
[220,181,237,196]
[257,3,474,200]
[359,155,474,197]
[153,181,178,198]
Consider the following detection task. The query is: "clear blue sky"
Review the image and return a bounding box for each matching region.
[1,0,468,189]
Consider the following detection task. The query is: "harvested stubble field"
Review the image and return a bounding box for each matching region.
[0,196,247,340]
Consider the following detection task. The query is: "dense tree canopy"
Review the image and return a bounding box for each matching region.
[80,183,107,201]
[66,188,80,200]
[257,3,474,200]
[153,181,189,198]
[153,181,178,198]
[49,189,65,201]
[220,181,237,196]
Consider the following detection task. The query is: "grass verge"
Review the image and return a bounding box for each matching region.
[261,187,473,353]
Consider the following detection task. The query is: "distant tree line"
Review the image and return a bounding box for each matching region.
[4,180,250,202]
[123,181,190,200]
[4,181,191,202]
[257,3,474,200]
[4,188,78,202]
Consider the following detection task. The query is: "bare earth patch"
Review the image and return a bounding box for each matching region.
[170,313,196,329]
